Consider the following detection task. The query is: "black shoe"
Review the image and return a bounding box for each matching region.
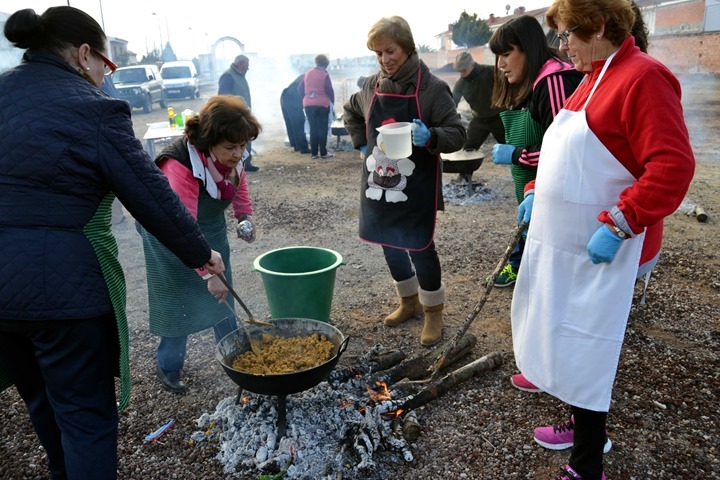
[156,365,187,394]
[244,163,259,172]
[298,149,311,154]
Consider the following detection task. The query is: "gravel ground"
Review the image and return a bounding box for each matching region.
[0,74,718,480]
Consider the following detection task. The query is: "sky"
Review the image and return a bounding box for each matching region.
[3,0,550,60]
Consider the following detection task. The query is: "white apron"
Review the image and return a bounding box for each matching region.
[511,53,645,412]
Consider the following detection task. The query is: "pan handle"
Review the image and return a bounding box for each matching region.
[335,336,350,359]
[216,273,255,322]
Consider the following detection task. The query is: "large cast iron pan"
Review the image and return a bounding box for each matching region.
[441,150,485,175]
[216,317,349,397]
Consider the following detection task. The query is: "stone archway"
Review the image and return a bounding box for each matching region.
[209,36,245,80]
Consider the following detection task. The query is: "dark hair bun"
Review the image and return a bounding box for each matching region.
[4,9,43,50]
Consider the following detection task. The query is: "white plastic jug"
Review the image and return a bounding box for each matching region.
[376,122,414,159]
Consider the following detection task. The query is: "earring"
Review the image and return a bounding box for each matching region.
[597,35,601,39]
[86,67,91,71]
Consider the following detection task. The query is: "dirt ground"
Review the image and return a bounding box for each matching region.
[0,73,718,479]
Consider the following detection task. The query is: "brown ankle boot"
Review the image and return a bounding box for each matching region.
[384,276,421,326]
[418,284,446,346]
[384,294,422,326]
[420,303,444,346]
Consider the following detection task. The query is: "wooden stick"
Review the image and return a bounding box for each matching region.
[428,223,526,380]
[399,352,503,412]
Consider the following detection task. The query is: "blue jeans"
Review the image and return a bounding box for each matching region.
[157,316,238,373]
[382,242,442,292]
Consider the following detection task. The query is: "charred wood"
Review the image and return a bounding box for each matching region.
[370,333,476,385]
[401,410,421,442]
[400,352,503,412]
[328,347,406,384]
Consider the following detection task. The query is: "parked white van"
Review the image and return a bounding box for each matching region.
[160,60,200,100]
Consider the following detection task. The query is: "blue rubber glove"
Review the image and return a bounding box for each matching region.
[517,193,534,227]
[492,144,515,165]
[587,224,623,264]
[411,119,431,147]
[360,145,367,156]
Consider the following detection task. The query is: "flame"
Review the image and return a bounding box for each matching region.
[387,408,404,418]
[366,381,392,403]
[241,397,248,405]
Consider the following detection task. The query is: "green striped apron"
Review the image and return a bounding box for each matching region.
[84,194,130,410]
[142,192,234,337]
[500,109,545,204]
[0,194,130,409]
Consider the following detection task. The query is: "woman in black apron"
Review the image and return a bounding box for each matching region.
[343,16,465,346]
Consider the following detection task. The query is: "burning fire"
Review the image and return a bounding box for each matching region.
[360,381,404,418]
[366,381,391,403]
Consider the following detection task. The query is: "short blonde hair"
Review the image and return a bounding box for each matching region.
[366,16,416,55]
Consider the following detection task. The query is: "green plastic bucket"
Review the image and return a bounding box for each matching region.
[252,246,344,322]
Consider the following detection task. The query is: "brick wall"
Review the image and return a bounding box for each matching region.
[655,0,706,34]
[649,32,720,74]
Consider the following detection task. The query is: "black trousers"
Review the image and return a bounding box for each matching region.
[0,315,119,480]
[465,114,506,149]
[569,405,607,480]
[304,105,330,156]
[281,97,308,151]
[382,242,442,292]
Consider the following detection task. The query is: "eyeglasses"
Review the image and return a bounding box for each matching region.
[557,26,580,46]
[92,49,117,75]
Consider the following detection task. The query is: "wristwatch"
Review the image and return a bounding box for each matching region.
[610,224,628,239]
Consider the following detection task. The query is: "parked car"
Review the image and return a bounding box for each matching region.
[160,61,200,100]
[112,65,166,113]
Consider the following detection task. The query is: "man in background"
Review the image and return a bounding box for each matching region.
[218,55,258,171]
[452,51,506,150]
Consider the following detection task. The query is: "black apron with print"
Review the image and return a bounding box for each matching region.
[359,70,439,251]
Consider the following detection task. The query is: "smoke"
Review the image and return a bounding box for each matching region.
[244,54,378,149]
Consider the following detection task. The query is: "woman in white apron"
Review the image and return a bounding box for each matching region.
[513,1,695,479]
[343,16,465,346]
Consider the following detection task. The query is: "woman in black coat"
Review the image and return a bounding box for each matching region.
[0,7,224,479]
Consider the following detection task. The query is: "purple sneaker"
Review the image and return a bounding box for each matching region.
[555,464,607,480]
[534,416,612,453]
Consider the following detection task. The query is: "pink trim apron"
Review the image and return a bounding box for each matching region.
[359,69,440,251]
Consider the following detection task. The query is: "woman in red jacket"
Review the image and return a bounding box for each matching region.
[511,0,695,478]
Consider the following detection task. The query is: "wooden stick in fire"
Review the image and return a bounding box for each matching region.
[427,222,527,381]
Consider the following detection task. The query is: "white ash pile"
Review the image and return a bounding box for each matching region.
[191,348,416,479]
[443,177,496,206]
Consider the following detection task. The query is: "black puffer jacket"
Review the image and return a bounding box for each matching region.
[0,51,210,321]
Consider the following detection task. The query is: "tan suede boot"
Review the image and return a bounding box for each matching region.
[384,276,422,326]
[420,303,444,346]
[418,284,446,346]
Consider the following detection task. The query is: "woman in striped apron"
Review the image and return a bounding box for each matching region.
[488,15,583,289]
[139,95,261,394]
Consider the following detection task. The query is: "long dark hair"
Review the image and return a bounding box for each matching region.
[4,6,106,56]
[490,15,567,109]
